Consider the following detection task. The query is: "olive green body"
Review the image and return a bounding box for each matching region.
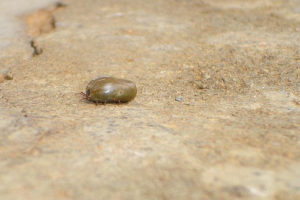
[86,77,137,103]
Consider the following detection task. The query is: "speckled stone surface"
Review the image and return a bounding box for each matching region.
[0,0,299,199]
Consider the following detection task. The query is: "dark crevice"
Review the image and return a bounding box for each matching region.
[30,40,43,57]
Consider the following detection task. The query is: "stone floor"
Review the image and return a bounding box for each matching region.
[0,0,299,199]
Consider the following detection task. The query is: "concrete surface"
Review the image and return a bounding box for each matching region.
[0,0,300,199]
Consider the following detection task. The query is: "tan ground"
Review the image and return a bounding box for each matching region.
[0,0,300,199]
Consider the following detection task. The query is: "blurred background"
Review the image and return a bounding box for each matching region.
[0,0,299,199]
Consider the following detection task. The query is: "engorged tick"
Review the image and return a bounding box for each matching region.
[80,76,137,105]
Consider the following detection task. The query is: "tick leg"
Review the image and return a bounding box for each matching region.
[80,92,88,99]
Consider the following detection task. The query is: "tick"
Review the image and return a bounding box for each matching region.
[81,76,137,105]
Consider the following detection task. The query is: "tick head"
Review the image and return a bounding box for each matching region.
[86,89,90,97]
[80,90,90,100]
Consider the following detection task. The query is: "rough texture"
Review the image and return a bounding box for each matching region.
[0,0,299,199]
[25,9,56,37]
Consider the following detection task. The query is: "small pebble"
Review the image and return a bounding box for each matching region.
[0,69,13,82]
[175,96,183,102]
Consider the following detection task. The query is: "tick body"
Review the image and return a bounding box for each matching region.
[82,77,137,104]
